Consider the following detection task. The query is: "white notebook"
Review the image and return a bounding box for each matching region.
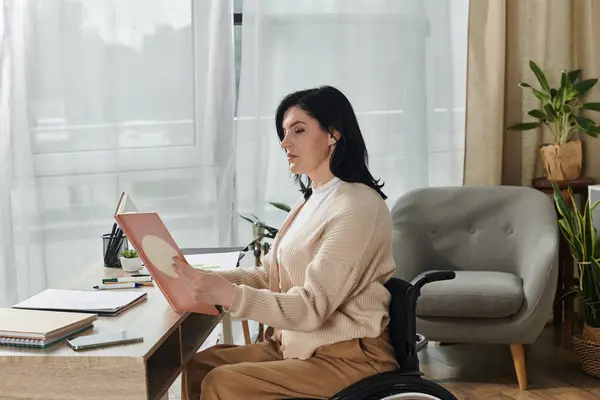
[13,289,147,316]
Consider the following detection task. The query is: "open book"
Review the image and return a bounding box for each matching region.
[113,192,220,316]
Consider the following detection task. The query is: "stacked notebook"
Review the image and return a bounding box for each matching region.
[0,308,98,349]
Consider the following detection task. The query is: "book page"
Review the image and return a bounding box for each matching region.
[118,193,139,214]
[184,252,240,271]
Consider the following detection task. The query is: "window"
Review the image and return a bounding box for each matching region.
[15,0,235,289]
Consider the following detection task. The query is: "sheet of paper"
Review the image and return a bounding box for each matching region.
[184,251,240,271]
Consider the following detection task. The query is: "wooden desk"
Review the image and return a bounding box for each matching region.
[0,266,222,400]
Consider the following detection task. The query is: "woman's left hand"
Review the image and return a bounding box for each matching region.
[171,256,236,309]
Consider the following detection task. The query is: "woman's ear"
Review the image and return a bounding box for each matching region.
[328,129,341,145]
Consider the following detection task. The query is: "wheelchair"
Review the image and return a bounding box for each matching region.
[291,271,459,400]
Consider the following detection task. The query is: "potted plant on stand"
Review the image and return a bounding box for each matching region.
[237,181,299,346]
[238,175,307,250]
[239,201,291,246]
[552,181,600,377]
[119,248,141,273]
[508,61,600,181]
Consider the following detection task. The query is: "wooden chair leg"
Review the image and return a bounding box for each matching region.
[510,343,527,390]
[242,320,252,345]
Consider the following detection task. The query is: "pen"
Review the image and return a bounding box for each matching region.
[192,264,220,269]
[93,283,143,290]
[102,276,152,283]
[104,223,117,265]
[104,281,153,286]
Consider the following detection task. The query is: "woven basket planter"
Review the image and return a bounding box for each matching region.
[573,331,600,379]
[539,139,582,181]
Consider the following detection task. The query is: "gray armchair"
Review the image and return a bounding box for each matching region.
[390,185,559,390]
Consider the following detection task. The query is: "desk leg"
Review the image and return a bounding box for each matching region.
[181,369,189,400]
[222,313,234,345]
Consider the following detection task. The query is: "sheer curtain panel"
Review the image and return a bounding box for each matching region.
[0,0,236,307]
[234,0,469,245]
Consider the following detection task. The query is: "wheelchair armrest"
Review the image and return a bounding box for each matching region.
[412,270,456,292]
[385,271,456,373]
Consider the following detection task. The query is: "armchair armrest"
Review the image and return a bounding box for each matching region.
[516,229,559,317]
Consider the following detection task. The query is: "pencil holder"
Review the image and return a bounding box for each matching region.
[102,233,129,268]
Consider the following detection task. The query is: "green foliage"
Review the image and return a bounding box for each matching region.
[238,174,306,244]
[269,202,292,213]
[120,249,138,259]
[239,202,290,242]
[508,60,600,145]
[552,181,600,328]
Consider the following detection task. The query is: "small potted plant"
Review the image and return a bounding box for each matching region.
[508,60,600,181]
[119,248,141,273]
[239,201,291,244]
[237,174,308,250]
[552,181,600,377]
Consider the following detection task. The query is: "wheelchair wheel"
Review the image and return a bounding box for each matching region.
[330,375,457,400]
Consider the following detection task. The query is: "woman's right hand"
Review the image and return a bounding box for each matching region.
[171,256,236,308]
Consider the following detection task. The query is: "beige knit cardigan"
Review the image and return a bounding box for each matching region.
[221,181,396,360]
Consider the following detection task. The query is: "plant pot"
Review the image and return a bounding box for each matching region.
[573,324,600,379]
[539,139,582,181]
[119,256,142,273]
[583,323,600,343]
[573,332,600,379]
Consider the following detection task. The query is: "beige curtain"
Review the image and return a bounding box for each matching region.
[464,0,600,186]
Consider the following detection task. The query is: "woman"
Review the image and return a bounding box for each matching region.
[172,86,398,400]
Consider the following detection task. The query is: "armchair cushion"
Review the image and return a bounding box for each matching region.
[413,270,524,319]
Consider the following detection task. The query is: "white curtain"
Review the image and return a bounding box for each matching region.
[234,0,469,243]
[0,0,236,307]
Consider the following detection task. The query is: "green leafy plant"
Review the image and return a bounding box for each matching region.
[238,175,307,246]
[120,249,138,259]
[508,60,600,145]
[552,180,600,328]
[239,201,291,242]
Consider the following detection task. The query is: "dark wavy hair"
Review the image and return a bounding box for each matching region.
[275,85,386,200]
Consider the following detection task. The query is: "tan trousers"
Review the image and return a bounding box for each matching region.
[183,332,398,400]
